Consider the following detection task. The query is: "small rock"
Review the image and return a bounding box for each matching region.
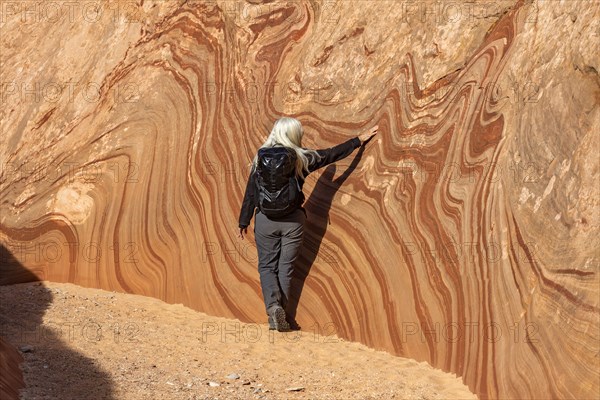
[253,388,262,394]
[19,345,34,353]
[286,386,305,392]
[226,373,240,380]
[208,381,220,387]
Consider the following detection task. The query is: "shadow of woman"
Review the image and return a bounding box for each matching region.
[285,141,368,327]
[0,244,116,399]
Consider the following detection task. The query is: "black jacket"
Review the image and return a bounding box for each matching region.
[238,137,361,228]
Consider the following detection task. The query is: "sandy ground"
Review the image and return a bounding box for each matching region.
[0,281,477,400]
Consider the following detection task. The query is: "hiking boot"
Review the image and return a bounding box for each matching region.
[269,315,298,330]
[268,306,291,332]
[287,319,301,331]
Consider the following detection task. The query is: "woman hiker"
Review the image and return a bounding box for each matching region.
[237,117,378,332]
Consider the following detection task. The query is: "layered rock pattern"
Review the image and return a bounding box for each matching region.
[0,337,24,400]
[1,1,598,398]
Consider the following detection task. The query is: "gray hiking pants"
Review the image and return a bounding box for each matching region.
[254,208,306,315]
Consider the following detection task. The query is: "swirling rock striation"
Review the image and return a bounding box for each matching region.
[1,1,598,399]
[0,337,24,400]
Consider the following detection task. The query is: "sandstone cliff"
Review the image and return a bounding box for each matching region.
[1,1,598,398]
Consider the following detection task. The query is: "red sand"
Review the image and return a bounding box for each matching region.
[0,281,476,399]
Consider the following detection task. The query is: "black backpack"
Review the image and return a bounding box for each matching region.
[254,146,302,218]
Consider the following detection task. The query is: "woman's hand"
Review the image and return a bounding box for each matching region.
[358,125,379,144]
[238,226,248,239]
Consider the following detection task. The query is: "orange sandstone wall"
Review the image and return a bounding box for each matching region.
[1,1,598,398]
[0,337,24,400]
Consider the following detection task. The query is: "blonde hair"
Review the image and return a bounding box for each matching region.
[250,117,322,179]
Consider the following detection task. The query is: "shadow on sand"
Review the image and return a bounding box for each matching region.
[0,243,116,399]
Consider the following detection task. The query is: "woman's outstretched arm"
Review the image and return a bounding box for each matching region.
[307,125,378,173]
